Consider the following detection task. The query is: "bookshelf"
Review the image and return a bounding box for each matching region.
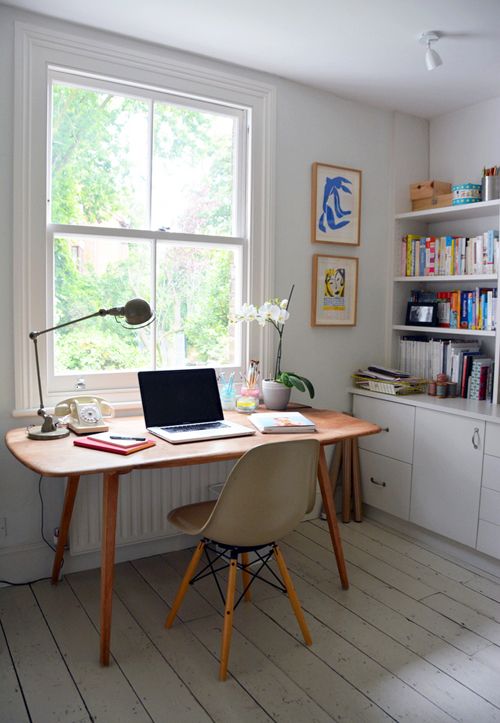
[391,199,500,404]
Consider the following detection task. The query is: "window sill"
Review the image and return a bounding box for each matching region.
[12,399,144,419]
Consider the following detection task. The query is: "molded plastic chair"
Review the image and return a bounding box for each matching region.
[164,438,320,680]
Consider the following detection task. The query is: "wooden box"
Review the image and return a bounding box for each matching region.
[410,180,452,201]
[411,192,454,212]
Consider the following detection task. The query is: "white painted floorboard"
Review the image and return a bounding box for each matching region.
[1,518,500,721]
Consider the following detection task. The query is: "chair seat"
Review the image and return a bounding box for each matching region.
[167,500,216,534]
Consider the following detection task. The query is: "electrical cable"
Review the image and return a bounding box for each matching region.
[0,475,65,587]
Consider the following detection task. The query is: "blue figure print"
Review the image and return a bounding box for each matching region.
[318,176,352,233]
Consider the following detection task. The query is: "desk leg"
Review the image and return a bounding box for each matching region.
[100,471,120,666]
[317,446,349,589]
[51,475,80,584]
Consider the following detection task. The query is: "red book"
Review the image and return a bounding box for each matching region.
[73,437,156,455]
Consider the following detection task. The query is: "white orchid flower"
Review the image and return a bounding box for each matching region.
[276,308,290,324]
[233,303,258,322]
[258,301,275,319]
[280,299,288,309]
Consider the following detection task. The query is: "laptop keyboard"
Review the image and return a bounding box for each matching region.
[161,421,229,433]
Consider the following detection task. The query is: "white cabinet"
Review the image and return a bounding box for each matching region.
[477,424,500,557]
[410,407,483,548]
[353,394,414,520]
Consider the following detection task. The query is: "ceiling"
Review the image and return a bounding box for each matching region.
[5,0,500,118]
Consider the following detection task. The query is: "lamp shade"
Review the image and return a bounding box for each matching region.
[425,46,442,71]
[100,298,154,326]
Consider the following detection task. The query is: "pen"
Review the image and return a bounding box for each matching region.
[110,435,147,441]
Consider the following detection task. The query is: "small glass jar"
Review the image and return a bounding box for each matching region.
[235,395,259,413]
[241,385,260,398]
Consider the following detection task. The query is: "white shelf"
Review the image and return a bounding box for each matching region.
[396,199,500,223]
[394,274,497,283]
[393,324,495,337]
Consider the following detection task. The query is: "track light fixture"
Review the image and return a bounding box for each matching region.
[418,31,443,71]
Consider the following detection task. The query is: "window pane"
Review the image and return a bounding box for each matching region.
[156,243,240,368]
[50,83,149,228]
[152,103,236,235]
[53,236,153,373]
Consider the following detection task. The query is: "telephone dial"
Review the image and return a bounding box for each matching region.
[54,396,114,435]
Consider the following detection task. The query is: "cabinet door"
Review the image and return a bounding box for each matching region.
[410,408,484,547]
[353,394,415,464]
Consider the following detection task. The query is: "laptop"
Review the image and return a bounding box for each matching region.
[138,368,256,444]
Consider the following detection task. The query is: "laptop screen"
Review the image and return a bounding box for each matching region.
[138,368,224,427]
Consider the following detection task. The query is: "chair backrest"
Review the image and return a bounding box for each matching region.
[201,439,320,547]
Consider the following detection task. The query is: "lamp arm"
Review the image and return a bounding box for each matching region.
[31,336,46,416]
[29,309,104,340]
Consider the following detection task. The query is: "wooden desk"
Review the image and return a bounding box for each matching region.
[5,409,379,666]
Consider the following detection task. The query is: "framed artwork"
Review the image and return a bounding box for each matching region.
[311,254,358,326]
[311,162,362,246]
[405,301,438,327]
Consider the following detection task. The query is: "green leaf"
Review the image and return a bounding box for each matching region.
[281,371,315,399]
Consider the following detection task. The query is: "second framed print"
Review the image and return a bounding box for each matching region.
[311,254,358,327]
[311,162,361,245]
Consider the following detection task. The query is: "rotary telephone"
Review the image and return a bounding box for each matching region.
[54,396,114,435]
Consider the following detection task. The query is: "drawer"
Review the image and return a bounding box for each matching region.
[353,395,415,464]
[476,520,500,559]
[485,423,500,458]
[482,454,500,493]
[358,449,412,520]
[480,487,500,526]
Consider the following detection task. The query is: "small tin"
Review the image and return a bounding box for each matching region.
[436,382,448,398]
[452,183,481,206]
[427,381,437,396]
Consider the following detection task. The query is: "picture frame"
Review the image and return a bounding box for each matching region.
[405,301,438,327]
[311,254,358,327]
[311,162,362,246]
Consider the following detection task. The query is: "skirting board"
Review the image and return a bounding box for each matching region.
[364,504,500,578]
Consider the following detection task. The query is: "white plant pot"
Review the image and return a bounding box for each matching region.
[261,379,291,410]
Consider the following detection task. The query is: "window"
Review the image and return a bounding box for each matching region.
[14,25,275,411]
[48,73,245,391]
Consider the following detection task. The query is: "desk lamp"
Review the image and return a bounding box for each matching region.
[28,298,155,440]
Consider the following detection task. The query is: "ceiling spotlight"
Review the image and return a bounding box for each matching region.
[418,31,443,71]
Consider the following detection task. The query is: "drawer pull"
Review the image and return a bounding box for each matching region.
[381,427,390,433]
[472,427,480,450]
[370,476,387,487]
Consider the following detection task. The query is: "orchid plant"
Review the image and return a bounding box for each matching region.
[231,285,315,398]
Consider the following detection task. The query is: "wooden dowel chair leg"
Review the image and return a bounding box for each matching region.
[219,556,238,681]
[241,552,252,602]
[165,540,205,629]
[273,545,312,646]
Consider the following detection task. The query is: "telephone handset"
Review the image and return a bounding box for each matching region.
[54,396,114,435]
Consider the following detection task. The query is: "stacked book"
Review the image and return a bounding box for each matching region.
[74,432,156,454]
[353,366,426,395]
[249,412,316,434]
[408,288,497,331]
[401,231,499,277]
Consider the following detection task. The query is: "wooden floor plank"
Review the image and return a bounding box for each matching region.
[423,592,500,646]
[0,618,30,723]
[0,585,91,723]
[292,527,489,656]
[113,559,273,723]
[188,612,339,723]
[67,566,212,723]
[283,528,500,716]
[32,579,151,723]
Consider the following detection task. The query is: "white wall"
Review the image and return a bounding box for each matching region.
[0,3,395,579]
[430,97,500,185]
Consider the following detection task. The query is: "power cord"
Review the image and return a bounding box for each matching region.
[0,475,65,587]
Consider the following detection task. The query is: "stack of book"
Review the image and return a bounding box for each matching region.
[74,432,156,454]
[249,412,316,434]
[401,231,499,277]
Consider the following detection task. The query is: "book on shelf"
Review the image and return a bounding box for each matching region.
[400,231,499,277]
[74,434,156,454]
[407,288,497,331]
[249,412,316,434]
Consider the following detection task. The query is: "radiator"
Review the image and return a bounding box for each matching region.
[69,461,234,555]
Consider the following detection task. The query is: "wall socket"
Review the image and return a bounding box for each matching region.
[0,517,7,537]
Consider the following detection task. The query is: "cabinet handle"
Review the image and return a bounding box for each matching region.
[472,427,480,450]
[370,476,387,487]
[381,427,390,433]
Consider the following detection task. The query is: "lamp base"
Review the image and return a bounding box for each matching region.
[27,426,70,440]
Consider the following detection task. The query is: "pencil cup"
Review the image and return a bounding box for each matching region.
[482,176,500,201]
[218,382,241,411]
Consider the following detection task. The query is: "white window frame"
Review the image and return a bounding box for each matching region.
[13,22,276,415]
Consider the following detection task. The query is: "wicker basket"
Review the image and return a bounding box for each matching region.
[352,374,427,396]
